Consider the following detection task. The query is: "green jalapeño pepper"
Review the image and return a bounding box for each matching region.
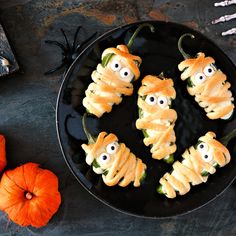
[81,113,147,187]
[157,130,236,198]
[178,33,234,120]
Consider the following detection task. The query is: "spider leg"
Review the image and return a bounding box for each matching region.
[45,40,66,51]
[72,26,82,51]
[63,64,71,78]
[44,61,66,75]
[75,32,98,52]
[61,28,71,50]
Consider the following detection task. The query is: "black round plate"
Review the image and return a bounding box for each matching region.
[56,21,236,218]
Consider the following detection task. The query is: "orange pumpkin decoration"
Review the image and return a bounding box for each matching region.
[0,162,61,228]
[0,134,6,173]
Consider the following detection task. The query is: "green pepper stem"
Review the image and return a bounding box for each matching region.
[127,23,155,51]
[158,72,165,80]
[82,113,96,144]
[178,33,195,59]
[156,185,164,194]
[220,128,236,146]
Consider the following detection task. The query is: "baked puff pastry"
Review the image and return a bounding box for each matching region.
[81,111,147,187]
[157,131,232,198]
[82,131,147,187]
[82,23,155,118]
[178,33,234,120]
[136,75,177,163]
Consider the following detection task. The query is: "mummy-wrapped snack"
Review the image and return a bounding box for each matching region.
[136,75,177,163]
[81,114,146,187]
[178,33,234,120]
[83,23,155,118]
[157,130,236,198]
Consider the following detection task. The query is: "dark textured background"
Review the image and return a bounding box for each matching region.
[0,0,235,235]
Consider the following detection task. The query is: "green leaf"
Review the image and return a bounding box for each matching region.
[101,53,114,67]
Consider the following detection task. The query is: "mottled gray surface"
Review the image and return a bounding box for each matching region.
[0,0,236,235]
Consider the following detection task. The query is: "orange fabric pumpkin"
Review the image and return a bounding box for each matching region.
[0,162,61,228]
[0,135,6,173]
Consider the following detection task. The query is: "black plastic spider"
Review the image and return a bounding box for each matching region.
[45,26,97,76]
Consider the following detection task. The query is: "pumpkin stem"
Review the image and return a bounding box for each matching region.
[25,192,33,200]
[178,33,195,59]
[127,23,155,51]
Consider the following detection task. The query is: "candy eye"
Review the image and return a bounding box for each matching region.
[157,96,168,109]
[197,142,209,153]
[106,142,119,154]
[98,153,110,164]
[201,152,213,163]
[145,94,157,105]
[194,73,206,85]
[119,68,133,82]
[203,65,215,77]
[110,60,121,71]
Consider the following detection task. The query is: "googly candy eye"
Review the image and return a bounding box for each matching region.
[106,142,119,154]
[157,96,168,109]
[119,67,134,82]
[201,152,213,163]
[98,153,110,164]
[194,73,206,85]
[145,94,157,105]
[110,60,121,71]
[203,65,216,77]
[197,142,209,153]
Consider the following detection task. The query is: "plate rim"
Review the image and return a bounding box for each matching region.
[55,20,236,219]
